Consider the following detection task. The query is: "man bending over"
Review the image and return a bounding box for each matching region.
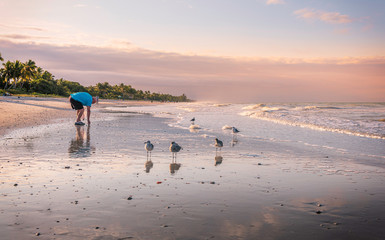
[69,92,97,125]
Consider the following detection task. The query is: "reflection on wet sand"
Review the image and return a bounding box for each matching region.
[215,155,223,166]
[68,125,94,158]
[145,160,153,173]
[231,135,239,147]
[170,160,181,174]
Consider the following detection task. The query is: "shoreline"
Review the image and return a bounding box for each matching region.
[0,96,161,136]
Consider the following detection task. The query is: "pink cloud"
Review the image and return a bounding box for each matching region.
[266,0,285,5]
[333,28,351,35]
[0,34,49,40]
[0,40,384,102]
[294,8,353,24]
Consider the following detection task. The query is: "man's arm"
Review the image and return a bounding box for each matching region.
[87,106,91,124]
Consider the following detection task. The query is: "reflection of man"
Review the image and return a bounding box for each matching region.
[68,125,94,158]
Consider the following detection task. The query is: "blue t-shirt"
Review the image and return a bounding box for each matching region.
[71,92,93,106]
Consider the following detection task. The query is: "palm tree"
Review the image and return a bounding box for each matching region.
[0,52,3,62]
[36,67,43,78]
[2,61,13,89]
[20,60,37,88]
[9,60,23,89]
[42,70,54,81]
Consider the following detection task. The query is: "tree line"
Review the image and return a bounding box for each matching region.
[0,53,190,102]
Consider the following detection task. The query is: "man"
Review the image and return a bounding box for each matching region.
[69,92,97,125]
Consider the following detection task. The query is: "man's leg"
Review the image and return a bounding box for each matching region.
[76,108,84,122]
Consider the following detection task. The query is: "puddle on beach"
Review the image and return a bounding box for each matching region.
[1,112,385,240]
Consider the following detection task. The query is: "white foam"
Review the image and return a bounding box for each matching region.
[189,124,201,129]
[222,125,233,130]
[242,104,266,110]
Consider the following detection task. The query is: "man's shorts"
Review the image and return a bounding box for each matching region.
[70,97,84,110]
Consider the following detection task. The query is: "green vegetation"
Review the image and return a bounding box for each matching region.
[0,53,190,102]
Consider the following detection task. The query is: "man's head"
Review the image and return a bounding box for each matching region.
[92,97,98,104]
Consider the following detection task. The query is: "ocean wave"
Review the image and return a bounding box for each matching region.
[242,104,287,113]
[213,103,231,107]
[260,107,286,112]
[294,106,343,111]
[242,104,266,110]
[294,106,318,111]
[177,107,197,112]
[242,112,385,140]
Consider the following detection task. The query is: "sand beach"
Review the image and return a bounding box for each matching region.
[0,96,156,135]
[0,97,384,240]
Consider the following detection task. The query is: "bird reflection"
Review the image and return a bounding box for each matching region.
[170,159,181,175]
[145,159,154,173]
[68,125,94,158]
[231,135,239,147]
[215,155,223,166]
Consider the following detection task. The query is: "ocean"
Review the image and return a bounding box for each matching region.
[106,102,385,162]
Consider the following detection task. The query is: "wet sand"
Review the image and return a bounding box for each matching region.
[0,100,384,240]
[0,96,157,136]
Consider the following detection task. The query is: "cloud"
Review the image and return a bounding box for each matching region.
[0,34,49,40]
[74,4,87,8]
[333,28,351,35]
[294,8,353,24]
[0,39,384,102]
[0,23,44,32]
[266,0,285,5]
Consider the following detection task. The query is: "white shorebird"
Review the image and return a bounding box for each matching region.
[214,138,223,152]
[232,127,240,134]
[144,140,154,159]
[169,141,182,160]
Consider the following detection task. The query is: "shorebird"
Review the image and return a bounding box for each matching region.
[214,138,223,152]
[169,141,182,160]
[144,140,154,159]
[232,127,240,134]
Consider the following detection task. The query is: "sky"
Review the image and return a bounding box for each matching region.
[0,0,384,102]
